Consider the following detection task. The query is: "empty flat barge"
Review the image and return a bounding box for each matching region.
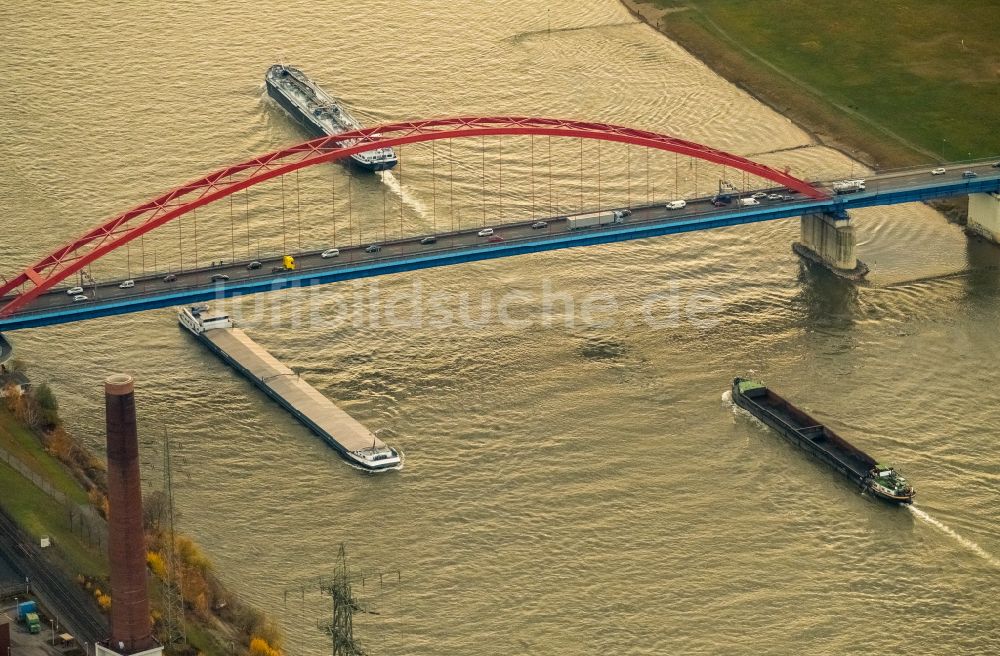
[731,377,913,503]
[179,306,400,471]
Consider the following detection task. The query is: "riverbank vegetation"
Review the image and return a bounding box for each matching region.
[627,0,1000,168]
[0,368,283,656]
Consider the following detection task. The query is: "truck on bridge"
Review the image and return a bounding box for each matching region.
[832,179,866,194]
[566,209,627,230]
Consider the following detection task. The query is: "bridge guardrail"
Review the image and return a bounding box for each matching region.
[3,171,999,326]
[0,198,832,322]
[831,155,1000,179]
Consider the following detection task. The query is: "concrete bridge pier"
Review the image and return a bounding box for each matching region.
[966,192,1000,244]
[792,209,869,280]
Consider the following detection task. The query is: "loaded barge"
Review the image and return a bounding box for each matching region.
[179,306,400,471]
[732,378,914,504]
[265,64,398,172]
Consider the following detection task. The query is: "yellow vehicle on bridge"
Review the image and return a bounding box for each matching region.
[282,255,296,271]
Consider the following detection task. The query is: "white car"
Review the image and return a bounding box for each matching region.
[72,294,88,302]
[67,286,84,295]
[930,167,946,175]
[751,192,768,199]
[119,280,135,289]
[478,228,494,237]
[766,193,785,201]
[665,200,686,210]
[321,248,340,258]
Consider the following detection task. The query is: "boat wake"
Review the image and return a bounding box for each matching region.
[722,388,769,430]
[378,170,431,222]
[908,505,999,568]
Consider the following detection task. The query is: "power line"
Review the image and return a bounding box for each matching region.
[161,429,186,647]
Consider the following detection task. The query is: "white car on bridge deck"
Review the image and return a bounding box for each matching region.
[665,200,686,210]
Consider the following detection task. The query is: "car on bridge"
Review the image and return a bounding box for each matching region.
[163,274,177,283]
[478,228,494,237]
[419,237,437,245]
[931,167,946,175]
[247,261,262,270]
[210,274,230,282]
[72,294,88,302]
[67,286,84,295]
[531,221,548,229]
[962,170,978,179]
[665,200,686,210]
[365,244,382,253]
[487,235,505,243]
[766,193,786,201]
[119,280,135,289]
[321,248,340,258]
[993,162,1000,168]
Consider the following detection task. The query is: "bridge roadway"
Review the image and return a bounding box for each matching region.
[1,161,998,331]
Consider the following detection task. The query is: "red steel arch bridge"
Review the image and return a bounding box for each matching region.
[1,115,997,332]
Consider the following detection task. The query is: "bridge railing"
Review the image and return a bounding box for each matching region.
[856,155,1000,178]
[5,170,999,325]
[0,197,834,323]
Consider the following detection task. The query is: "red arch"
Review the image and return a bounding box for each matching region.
[0,116,826,317]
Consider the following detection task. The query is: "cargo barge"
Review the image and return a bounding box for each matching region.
[265,64,398,172]
[732,378,914,504]
[179,306,401,471]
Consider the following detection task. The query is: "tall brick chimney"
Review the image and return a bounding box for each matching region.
[101,374,159,655]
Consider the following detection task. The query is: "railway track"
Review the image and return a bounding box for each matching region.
[0,507,107,644]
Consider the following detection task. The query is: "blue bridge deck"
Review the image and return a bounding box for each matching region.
[1,166,998,331]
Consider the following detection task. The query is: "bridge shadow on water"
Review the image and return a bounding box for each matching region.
[787,233,1000,343]
[962,234,1000,304]
[791,260,862,332]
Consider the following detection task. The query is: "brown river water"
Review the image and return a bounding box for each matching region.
[1,1,998,653]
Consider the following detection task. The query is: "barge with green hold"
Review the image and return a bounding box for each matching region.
[732,377,914,504]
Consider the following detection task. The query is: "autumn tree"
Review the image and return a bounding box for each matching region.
[143,490,169,531]
[32,382,59,428]
[249,637,281,656]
